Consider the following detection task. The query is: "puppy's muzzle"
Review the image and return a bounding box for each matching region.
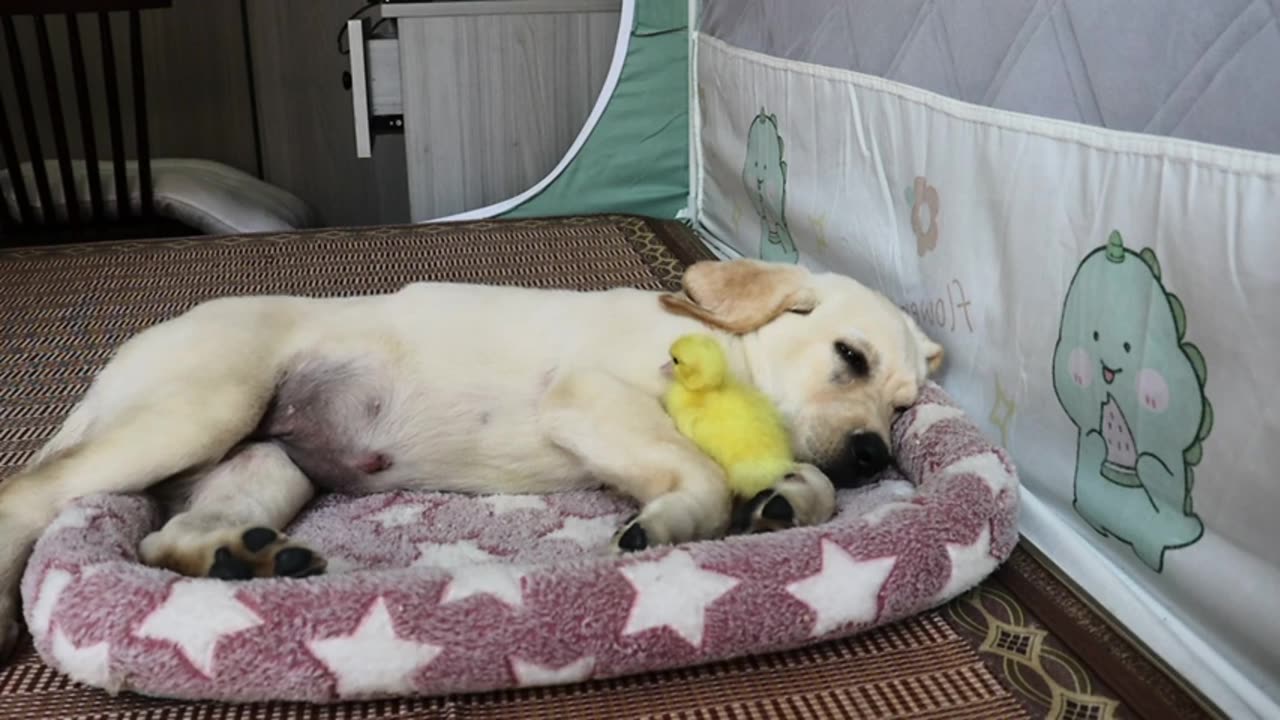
[823,431,892,488]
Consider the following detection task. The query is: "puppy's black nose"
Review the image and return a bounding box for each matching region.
[822,432,893,489]
[848,431,891,476]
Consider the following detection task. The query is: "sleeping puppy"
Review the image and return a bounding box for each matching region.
[0,258,943,661]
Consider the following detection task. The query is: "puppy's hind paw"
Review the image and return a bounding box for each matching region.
[142,525,326,580]
[208,527,326,580]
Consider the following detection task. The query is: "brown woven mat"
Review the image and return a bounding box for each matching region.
[0,215,1214,718]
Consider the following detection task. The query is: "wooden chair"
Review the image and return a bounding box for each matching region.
[0,0,315,246]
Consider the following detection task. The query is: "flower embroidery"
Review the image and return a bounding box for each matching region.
[909,176,940,257]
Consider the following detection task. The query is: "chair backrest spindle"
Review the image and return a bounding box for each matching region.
[0,91,36,227]
[97,10,130,221]
[34,13,81,228]
[128,10,152,217]
[65,12,106,225]
[3,15,56,225]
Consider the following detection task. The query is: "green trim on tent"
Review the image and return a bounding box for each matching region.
[503,0,689,219]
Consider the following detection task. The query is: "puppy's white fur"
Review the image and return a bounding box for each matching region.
[0,259,942,661]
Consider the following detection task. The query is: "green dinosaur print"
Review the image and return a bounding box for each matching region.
[743,110,798,264]
[1052,230,1212,572]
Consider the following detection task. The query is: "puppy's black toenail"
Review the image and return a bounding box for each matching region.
[296,566,326,578]
[241,527,278,553]
[761,494,795,524]
[274,547,314,577]
[617,522,648,552]
[208,546,254,580]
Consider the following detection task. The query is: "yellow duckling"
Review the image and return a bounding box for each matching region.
[662,333,794,499]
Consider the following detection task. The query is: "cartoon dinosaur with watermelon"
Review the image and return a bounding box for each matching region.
[1052,230,1213,572]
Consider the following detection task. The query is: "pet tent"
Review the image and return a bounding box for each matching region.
[445,1,1280,717]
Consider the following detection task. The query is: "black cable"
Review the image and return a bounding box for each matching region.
[337,2,381,55]
[238,0,265,179]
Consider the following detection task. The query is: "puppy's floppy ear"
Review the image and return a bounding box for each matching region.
[902,310,945,376]
[660,259,817,334]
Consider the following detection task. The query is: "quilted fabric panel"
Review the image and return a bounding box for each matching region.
[700,0,1280,155]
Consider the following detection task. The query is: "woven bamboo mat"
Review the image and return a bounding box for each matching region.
[0,215,1215,718]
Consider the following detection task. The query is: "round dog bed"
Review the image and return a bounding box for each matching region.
[21,382,1019,703]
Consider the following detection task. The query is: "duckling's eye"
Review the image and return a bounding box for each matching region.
[671,357,680,365]
[834,341,870,378]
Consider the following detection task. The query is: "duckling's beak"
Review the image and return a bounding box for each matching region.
[660,360,675,378]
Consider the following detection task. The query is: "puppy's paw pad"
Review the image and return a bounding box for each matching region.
[204,528,326,580]
[613,515,649,553]
[208,546,255,581]
[272,546,324,578]
[761,494,795,523]
[241,527,279,552]
[739,489,796,534]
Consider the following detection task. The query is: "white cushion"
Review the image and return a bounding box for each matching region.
[2,158,318,235]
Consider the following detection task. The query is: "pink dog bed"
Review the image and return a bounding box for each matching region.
[21,382,1018,703]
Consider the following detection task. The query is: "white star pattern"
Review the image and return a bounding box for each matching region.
[481,495,548,514]
[944,452,1016,494]
[51,628,110,686]
[934,525,996,603]
[134,580,263,677]
[307,597,442,698]
[45,506,99,535]
[786,540,897,637]
[441,563,529,608]
[902,404,965,443]
[509,655,595,687]
[861,501,920,525]
[324,555,362,574]
[542,514,621,548]
[30,568,73,638]
[80,562,120,579]
[367,503,430,529]
[412,540,500,569]
[620,550,739,647]
[859,481,917,525]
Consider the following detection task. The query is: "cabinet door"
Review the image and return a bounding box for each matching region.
[398,8,618,221]
[247,0,410,227]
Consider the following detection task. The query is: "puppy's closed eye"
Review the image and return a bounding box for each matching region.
[834,341,870,378]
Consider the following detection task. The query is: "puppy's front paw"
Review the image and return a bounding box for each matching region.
[610,491,731,554]
[732,489,797,534]
[612,514,649,552]
[734,464,837,535]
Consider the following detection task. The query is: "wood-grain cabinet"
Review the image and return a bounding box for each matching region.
[353,1,622,221]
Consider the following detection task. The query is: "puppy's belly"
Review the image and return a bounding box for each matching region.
[257,360,591,495]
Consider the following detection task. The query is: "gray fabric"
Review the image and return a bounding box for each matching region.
[700,0,1280,155]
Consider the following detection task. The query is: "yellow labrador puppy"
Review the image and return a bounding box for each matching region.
[0,259,942,660]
